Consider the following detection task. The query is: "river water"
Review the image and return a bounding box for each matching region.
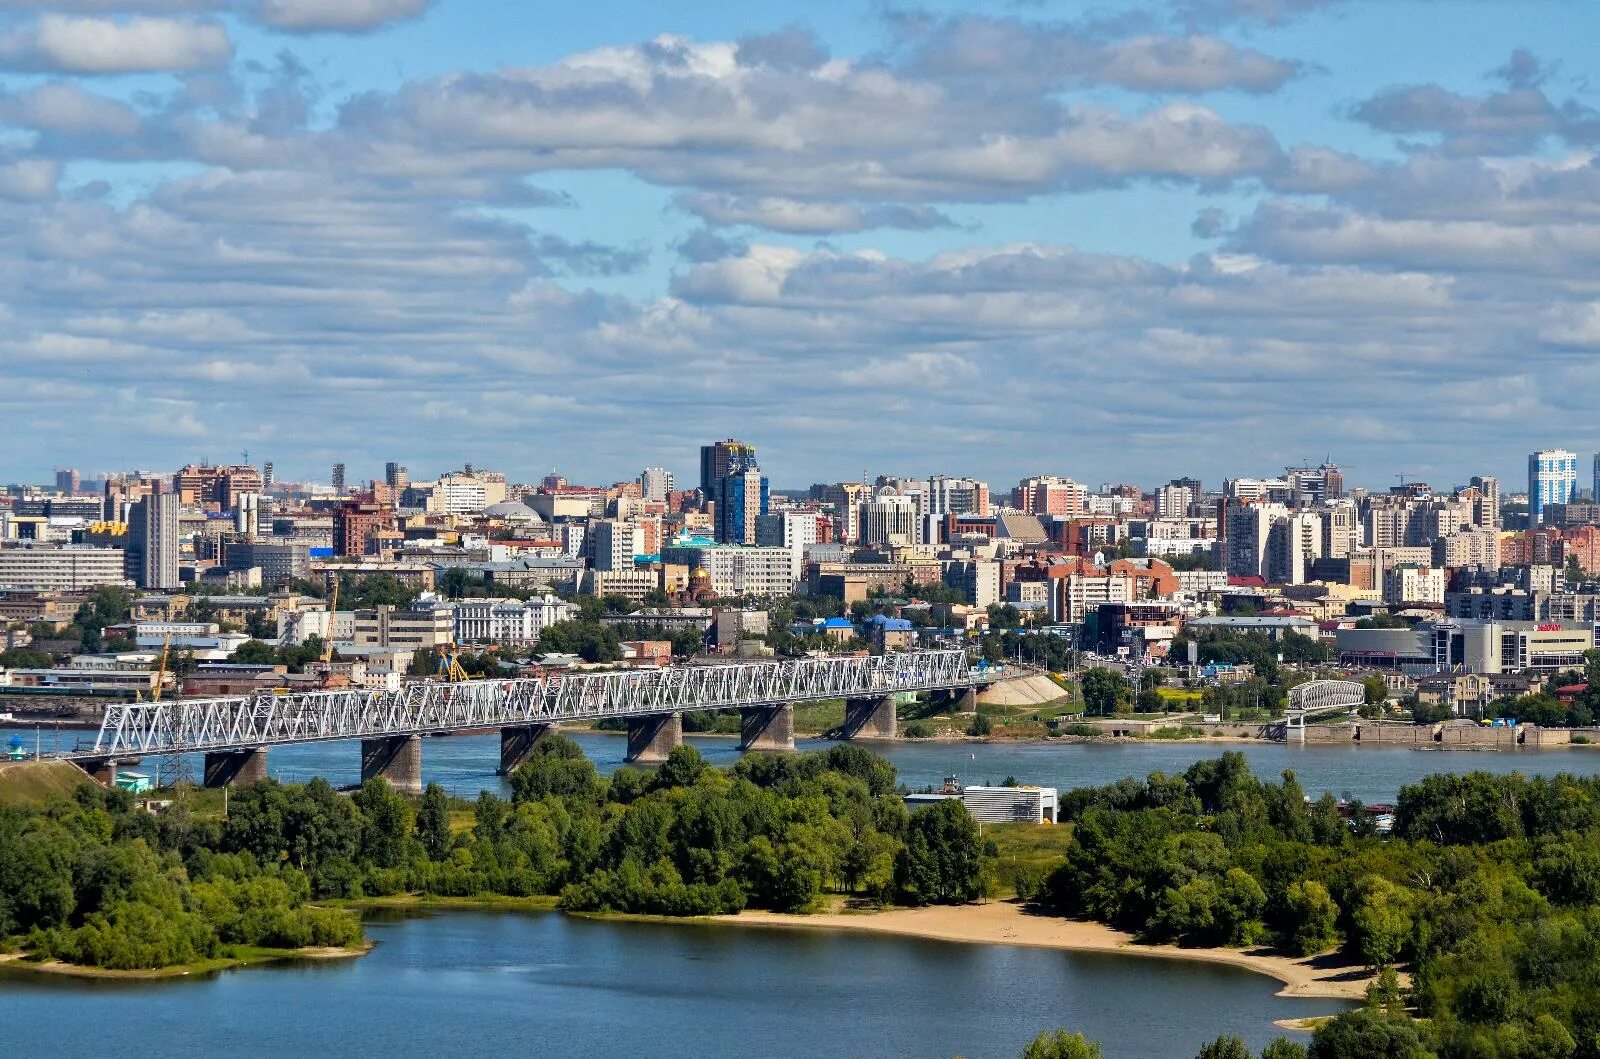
[11,723,1600,803]
[0,910,1340,1059]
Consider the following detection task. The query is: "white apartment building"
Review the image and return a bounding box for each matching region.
[430,473,490,515]
[589,519,641,572]
[859,493,920,547]
[1223,501,1288,578]
[1322,501,1361,559]
[756,510,820,586]
[1054,572,1133,623]
[0,546,130,592]
[580,567,658,603]
[1154,484,1194,519]
[1434,529,1501,571]
[1266,511,1323,585]
[441,595,578,645]
[1384,564,1447,605]
[943,559,1001,609]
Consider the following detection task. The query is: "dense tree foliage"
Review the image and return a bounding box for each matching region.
[1035,753,1600,1058]
[0,782,359,971]
[0,742,991,972]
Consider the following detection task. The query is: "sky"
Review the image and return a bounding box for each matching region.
[0,0,1597,493]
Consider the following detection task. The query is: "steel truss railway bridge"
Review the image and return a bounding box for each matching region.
[1279,679,1365,742]
[63,650,995,793]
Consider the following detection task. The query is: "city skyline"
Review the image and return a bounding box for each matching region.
[0,1,1595,483]
[12,447,1598,501]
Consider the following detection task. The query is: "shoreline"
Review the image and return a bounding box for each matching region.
[709,902,1382,1002]
[0,942,371,981]
[1,897,1382,1001]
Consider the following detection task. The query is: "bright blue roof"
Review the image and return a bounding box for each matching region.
[821,617,855,629]
[866,615,914,631]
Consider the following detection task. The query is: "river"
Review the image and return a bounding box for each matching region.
[13,724,1600,802]
[0,910,1342,1058]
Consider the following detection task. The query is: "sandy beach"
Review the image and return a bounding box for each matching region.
[717,902,1380,1001]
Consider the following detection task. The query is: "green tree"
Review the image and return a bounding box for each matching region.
[1019,1030,1103,1059]
[1349,876,1413,968]
[416,783,452,861]
[1309,1007,1429,1059]
[509,735,604,803]
[230,640,280,665]
[1284,880,1341,956]
[1194,1037,1251,1059]
[352,778,415,870]
[1081,668,1129,716]
[1260,1041,1309,1059]
[895,799,986,905]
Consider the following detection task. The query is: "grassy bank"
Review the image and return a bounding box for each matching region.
[0,942,371,980]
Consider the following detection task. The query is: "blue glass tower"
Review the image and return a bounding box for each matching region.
[1528,449,1577,525]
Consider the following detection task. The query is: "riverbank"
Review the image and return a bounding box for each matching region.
[712,901,1382,1001]
[0,942,371,980]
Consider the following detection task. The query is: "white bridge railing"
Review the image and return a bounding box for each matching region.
[80,650,983,758]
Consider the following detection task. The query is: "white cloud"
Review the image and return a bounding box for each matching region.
[0,81,140,134]
[248,0,432,34]
[0,15,230,73]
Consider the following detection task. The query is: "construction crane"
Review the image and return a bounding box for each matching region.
[436,643,469,683]
[315,578,341,689]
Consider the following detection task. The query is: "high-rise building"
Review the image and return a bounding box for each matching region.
[1467,475,1500,529]
[1529,450,1578,525]
[859,492,919,547]
[332,463,346,493]
[263,462,274,490]
[639,467,674,503]
[715,469,768,545]
[127,490,180,589]
[927,475,990,517]
[334,501,391,557]
[55,469,80,493]
[699,439,756,501]
[385,462,409,490]
[174,464,262,509]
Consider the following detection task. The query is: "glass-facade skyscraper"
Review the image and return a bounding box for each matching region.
[1528,449,1577,525]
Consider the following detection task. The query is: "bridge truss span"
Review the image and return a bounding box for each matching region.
[84,650,981,759]
[1282,679,1365,740]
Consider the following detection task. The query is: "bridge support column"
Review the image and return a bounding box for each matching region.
[739,704,795,752]
[203,749,268,788]
[78,758,119,786]
[954,686,978,712]
[361,735,422,795]
[499,723,557,775]
[626,713,682,764]
[841,696,897,740]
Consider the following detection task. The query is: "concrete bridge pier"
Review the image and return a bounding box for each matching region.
[499,723,557,775]
[78,758,119,786]
[950,686,978,712]
[739,704,795,752]
[361,734,422,795]
[626,713,682,763]
[203,749,268,788]
[841,695,897,740]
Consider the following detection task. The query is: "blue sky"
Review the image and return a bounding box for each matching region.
[0,0,1596,493]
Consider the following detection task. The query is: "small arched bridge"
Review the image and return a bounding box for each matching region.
[60,650,994,792]
[1279,679,1365,742]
